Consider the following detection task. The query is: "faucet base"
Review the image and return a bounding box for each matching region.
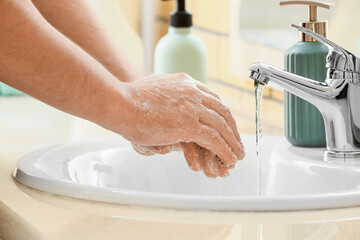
[324,150,360,164]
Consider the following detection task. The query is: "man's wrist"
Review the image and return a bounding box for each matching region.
[97,80,138,140]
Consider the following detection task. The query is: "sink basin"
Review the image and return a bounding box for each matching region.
[13,135,360,211]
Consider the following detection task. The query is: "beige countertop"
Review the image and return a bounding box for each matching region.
[1,96,360,240]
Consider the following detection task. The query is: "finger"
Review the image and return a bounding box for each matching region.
[132,143,156,156]
[218,164,230,177]
[194,124,237,165]
[216,156,231,177]
[201,93,243,153]
[181,142,203,171]
[218,166,229,177]
[195,82,221,100]
[199,107,243,161]
[201,93,241,142]
[174,72,218,98]
[219,161,236,169]
[172,143,183,151]
[153,145,174,154]
[203,150,219,178]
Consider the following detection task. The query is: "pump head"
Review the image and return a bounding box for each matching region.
[280,1,333,42]
[161,0,192,28]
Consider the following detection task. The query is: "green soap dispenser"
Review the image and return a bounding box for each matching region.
[154,0,207,83]
[280,1,332,147]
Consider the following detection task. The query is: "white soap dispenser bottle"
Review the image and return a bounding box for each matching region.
[154,0,207,83]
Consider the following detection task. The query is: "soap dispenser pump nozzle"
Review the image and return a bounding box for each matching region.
[161,0,192,28]
[280,1,333,42]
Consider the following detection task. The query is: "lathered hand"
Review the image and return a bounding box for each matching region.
[133,142,235,178]
[127,73,244,177]
[181,142,235,178]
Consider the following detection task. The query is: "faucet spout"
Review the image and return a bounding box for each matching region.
[250,63,332,104]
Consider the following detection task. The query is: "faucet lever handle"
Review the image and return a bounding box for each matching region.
[292,24,360,73]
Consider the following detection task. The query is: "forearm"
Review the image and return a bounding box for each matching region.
[0,0,133,134]
[31,0,138,82]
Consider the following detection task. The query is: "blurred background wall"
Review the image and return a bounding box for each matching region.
[89,0,359,135]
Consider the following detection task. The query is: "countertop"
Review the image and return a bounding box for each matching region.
[1,96,360,240]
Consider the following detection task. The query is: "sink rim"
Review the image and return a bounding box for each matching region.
[13,136,360,211]
[14,164,360,201]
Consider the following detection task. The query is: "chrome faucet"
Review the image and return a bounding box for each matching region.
[249,25,360,163]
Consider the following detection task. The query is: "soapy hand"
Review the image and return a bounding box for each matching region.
[181,142,235,177]
[132,142,234,177]
[126,73,245,177]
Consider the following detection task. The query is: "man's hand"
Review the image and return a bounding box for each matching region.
[132,142,237,178]
[126,73,245,177]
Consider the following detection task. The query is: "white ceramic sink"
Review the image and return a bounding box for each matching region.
[13,135,360,211]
